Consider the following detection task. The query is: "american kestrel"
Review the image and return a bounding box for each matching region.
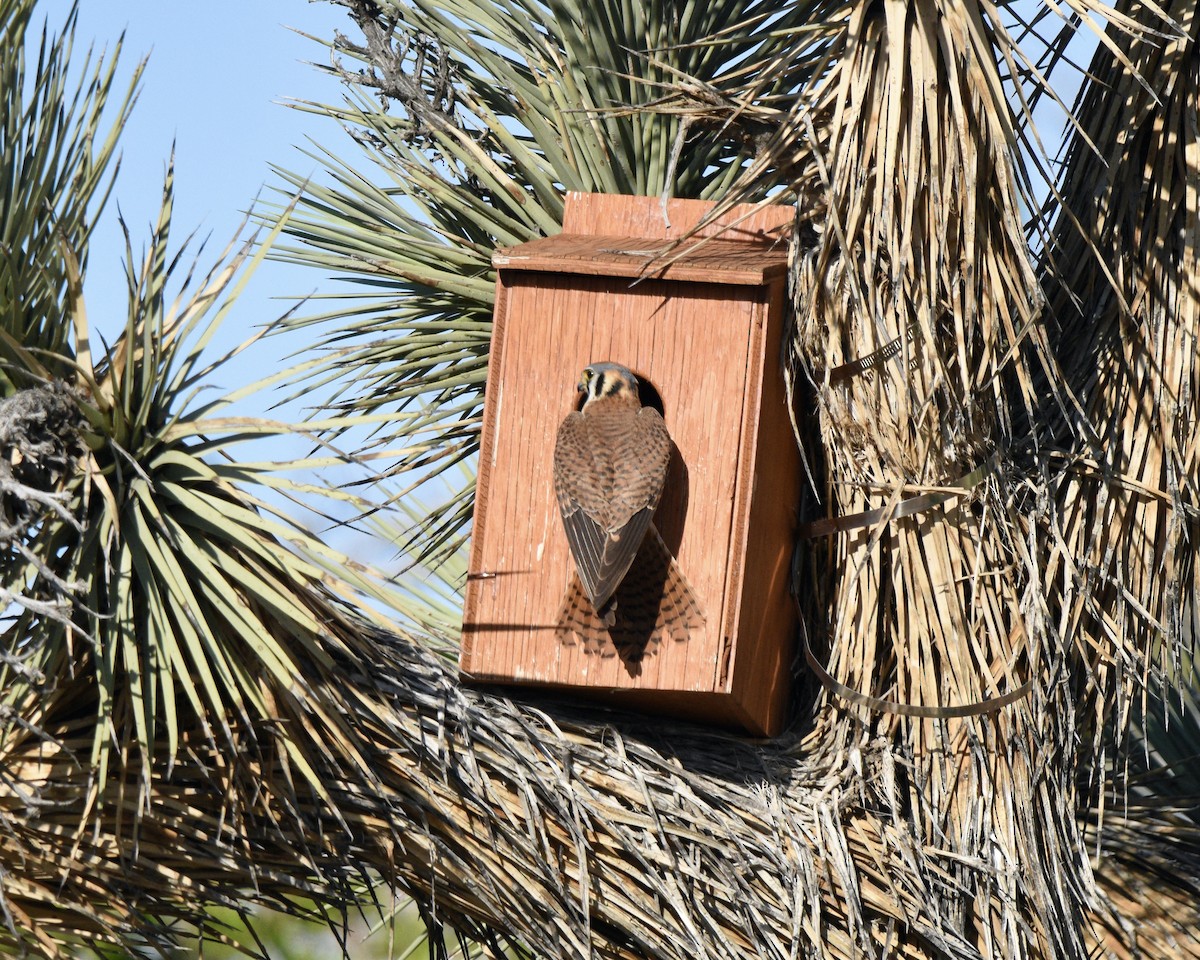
[552,362,704,666]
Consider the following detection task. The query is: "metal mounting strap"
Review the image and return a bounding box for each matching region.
[796,614,1034,718]
[797,454,1000,539]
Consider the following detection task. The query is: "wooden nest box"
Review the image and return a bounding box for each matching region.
[460,192,799,736]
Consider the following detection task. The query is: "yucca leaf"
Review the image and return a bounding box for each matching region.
[0,0,139,390]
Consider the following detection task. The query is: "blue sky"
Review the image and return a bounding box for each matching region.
[39,0,353,380]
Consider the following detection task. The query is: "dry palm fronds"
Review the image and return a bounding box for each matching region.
[776,0,1069,950]
[783,0,1042,705]
[4,625,1200,959]
[776,1,1086,951]
[1039,0,1200,768]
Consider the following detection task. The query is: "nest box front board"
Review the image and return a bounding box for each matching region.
[460,193,798,736]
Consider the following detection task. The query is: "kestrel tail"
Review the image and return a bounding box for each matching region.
[554,524,705,666]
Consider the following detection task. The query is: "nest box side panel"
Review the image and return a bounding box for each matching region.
[460,275,512,674]
[461,270,761,696]
[724,277,798,735]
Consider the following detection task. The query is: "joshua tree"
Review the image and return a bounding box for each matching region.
[2,0,1198,957]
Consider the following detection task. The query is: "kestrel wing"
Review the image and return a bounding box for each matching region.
[554,412,608,605]
[554,405,671,611]
[567,504,655,610]
[604,406,671,520]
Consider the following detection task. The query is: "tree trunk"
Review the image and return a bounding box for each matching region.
[2,623,1197,959]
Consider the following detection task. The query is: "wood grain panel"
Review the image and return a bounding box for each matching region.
[493,234,787,285]
[560,192,792,243]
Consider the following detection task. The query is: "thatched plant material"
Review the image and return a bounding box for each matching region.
[783,0,1047,701]
[772,1,1099,953]
[590,0,1200,952]
[5,626,1200,959]
[1040,0,1200,768]
[0,385,83,503]
[0,383,87,665]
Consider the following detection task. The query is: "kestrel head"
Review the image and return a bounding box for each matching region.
[577,362,640,408]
